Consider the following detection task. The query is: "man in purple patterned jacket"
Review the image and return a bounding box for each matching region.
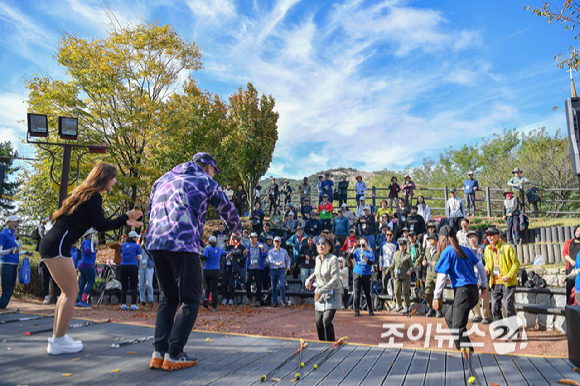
[146,152,242,371]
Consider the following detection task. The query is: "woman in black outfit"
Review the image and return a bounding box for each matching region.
[39,163,143,355]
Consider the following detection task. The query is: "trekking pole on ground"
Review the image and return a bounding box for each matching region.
[294,339,305,381]
[303,336,348,370]
[408,297,426,318]
[111,335,154,349]
[260,341,308,382]
[0,309,20,316]
[0,315,53,324]
[25,318,113,336]
[312,337,348,370]
[462,348,477,384]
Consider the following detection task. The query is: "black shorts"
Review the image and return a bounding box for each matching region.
[39,224,75,260]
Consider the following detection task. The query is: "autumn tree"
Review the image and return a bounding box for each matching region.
[526,1,580,70]
[24,19,203,213]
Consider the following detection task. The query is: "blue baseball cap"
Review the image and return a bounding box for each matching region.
[192,152,221,174]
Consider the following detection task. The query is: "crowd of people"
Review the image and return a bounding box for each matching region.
[0,157,555,371]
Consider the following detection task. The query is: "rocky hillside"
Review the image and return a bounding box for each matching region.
[258,168,379,193]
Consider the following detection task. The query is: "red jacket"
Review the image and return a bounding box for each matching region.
[340,235,358,253]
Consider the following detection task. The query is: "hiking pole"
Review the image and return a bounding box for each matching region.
[0,315,53,324]
[111,335,154,349]
[293,339,305,381]
[260,341,308,382]
[0,309,20,316]
[408,298,426,318]
[462,348,477,384]
[25,318,113,336]
[312,337,348,370]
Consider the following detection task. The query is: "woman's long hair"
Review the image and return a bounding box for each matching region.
[437,232,468,259]
[52,163,117,222]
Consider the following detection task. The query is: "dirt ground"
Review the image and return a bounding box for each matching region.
[8,299,568,358]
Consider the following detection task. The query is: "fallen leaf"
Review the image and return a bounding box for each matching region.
[557,380,580,386]
[206,338,212,341]
[447,353,453,357]
[574,367,580,372]
[127,351,136,355]
[2,339,6,343]
[6,347,11,351]
[114,338,120,341]
[62,374,72,377]
[69,358,81,362]
[491,383,499,386]
[111,369,120,373]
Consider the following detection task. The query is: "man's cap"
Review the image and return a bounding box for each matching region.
[232,234,242,240]
[468,171,474,175]
[274,236,282,242]
[227,183,231,186]
[363,205,371,211]
[192,152,221,174]
[250,232,258,237]
[398,238,408,246]
[6,215,19,222]
[512,167,523,174]
[503,190,513,196]
[360,196,366,200]
[439,225,455,237]
[410,205,418,210]
[337,208,343,212]
[322,193,329,197]
[405,174,411,178]
[402,227,409,231]
[427,222,436,228]
[318,175,323,178]
[82,228,96,237]
[284,180,289,183]
[208,236,217,244]
[341,175,347,179]
[467,230,478,238]
[450,187,457,192]
[304,198,310,201]
[408,231,416,236]
[325,172,330,176]
[303,177,308,180]
[266,234,274,240]
[349,228,356,233]
[356,175,362,180]
[342,203,348,208]
[288,212,294,217]
[296,226,303,231]
[381,223,388,229]
[427,233,438,241]
[128,231,140,239]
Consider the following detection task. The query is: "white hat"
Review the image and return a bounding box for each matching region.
[208,236,217,244]
[360,196,366,201]
[467,171,474,175]
[6,215,19,222]
[363,205,371,211]
[341,203,348,208]
[128,231,140,239]
[82,228,96,237]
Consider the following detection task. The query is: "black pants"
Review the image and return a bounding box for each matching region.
[40,262,61,297]
[262,266,271,291]
[339,194,348,207]
[203,269,220,309]
[567,276,576,305]
[120,265,138,305]
[222,271,236,301]
[235,202,244,217]
[448,217,463,233]
[316,309,336,341]
[353,273,372,312]
[246,269,263,302]
[268,198,277,213]
[445,284,479,351]
[149,250,202,357]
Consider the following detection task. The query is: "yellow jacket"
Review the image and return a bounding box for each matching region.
[484,240,520,288]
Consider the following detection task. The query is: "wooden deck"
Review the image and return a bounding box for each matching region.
[0,312,579,385]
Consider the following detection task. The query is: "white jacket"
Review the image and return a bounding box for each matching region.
[417,204,431,223]
[446,197,465,219]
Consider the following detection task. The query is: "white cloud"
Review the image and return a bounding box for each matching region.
[186,0,236,21]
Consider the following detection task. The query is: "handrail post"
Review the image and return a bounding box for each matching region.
[372,185,376,212]
[485,187,491,218]
[444,186,449,212]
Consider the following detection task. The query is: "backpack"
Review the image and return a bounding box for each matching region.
[526,187,541,204]
[517,268,528,287]
[31,228,41,242]
[19,256,31,284]
[524,270,547,289]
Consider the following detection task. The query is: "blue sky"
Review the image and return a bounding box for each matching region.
[0,0,575,179]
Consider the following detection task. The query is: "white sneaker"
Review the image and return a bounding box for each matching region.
[47,335,83,355]
[43,296,50,305]
[228,299,233,306]
[130,304,140,311]
[222,299,227,306]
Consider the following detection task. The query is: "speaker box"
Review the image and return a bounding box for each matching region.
[566,305,580,367]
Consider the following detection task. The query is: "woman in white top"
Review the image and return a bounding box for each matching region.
[416,195,431,223]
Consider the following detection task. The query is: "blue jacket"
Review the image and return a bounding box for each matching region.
[286,233,308,258]
[246,243,267,270]
[71,246,79,268]
[353,249,375,275]
[305,219,322,236]
[320,179,334,200]
[332,216,350,236]
[80,239,96,266]
[463,178,479,194]
[121,241,142,266]
[147,161,242,254]
[355,181,367,195]
[0,228,19,265]
[202,245,227,270]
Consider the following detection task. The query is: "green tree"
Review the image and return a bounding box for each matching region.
[0,141,20,213]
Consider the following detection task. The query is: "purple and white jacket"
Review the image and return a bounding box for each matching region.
[146,161,242,254]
